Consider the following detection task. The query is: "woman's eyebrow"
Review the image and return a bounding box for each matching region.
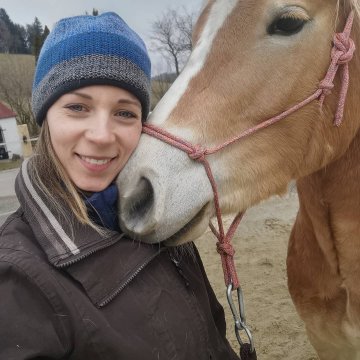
[68,91,92,99]
[66,92,139,106]
[118,98,141,106]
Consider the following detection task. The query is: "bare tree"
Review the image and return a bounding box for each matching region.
[0,54,38,136]
[151,7,195,76]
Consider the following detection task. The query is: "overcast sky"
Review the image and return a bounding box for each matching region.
[1,0,203,74]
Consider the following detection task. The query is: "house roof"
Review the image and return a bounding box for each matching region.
[0,101,17,120]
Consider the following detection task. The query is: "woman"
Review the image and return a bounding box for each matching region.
[0,12,238,360]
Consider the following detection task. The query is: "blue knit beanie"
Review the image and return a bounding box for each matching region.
[32,12,151,125]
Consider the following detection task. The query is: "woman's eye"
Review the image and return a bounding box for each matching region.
[116,110,137,119]
[268,17,306,36]
[65,104,86,112]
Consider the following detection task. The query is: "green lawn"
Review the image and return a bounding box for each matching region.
[0,159,22,171]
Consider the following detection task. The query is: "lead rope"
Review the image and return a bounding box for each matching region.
[142,12,355,359]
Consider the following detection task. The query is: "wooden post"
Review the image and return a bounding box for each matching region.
[17,124,33,158]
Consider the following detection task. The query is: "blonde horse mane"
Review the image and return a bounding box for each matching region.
[338,0,360,23]
[349,0,360,15]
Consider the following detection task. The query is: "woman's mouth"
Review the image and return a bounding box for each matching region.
[77,154,115,171]
[81,156,112,165]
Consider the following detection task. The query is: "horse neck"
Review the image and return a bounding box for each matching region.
[295,126,360,274]
[294,13,360,269]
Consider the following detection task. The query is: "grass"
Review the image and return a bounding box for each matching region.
[0,159,22,171]
[0,53,35,69]
[151,79,173,109]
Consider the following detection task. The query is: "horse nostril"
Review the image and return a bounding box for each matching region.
[120,171,165,236]
[128,176,154,222]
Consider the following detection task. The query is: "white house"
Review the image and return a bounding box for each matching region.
[0,101,22,160]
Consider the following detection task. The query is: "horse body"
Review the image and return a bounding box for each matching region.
[288,131,360,359]
[118,0,360,357]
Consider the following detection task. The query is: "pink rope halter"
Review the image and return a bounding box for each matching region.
[142,12,355,289]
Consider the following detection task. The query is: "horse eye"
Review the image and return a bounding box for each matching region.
[268,17,306,36]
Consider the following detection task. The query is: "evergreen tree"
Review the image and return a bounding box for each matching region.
[85,9,99,16]
[0,8,11,29]
[0,18,11,52]
[13,23,28,53]
[26,17,44,61]
[0,8,27,54]
[42,25,50,42]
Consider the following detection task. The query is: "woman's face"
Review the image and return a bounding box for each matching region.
[46,85,142,192]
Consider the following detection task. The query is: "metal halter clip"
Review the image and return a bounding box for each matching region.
[226,283,255,353]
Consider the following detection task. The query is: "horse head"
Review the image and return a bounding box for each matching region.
[118,0,360,245]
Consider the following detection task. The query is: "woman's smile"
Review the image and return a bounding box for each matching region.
[77,154,115,172]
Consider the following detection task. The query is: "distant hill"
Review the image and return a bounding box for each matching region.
[0,53,35,64]
[150,72,177,109]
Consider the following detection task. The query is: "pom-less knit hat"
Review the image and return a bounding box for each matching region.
[32,12,151,125]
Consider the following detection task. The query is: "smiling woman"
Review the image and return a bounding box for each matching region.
[0,10,240,360]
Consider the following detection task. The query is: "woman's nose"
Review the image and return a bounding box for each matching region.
[85,115,116,144]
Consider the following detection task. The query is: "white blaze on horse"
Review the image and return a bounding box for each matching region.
[118,1,360,359]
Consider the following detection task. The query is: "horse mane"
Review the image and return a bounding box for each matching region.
[349,0,360,17]
[339,0,360,22]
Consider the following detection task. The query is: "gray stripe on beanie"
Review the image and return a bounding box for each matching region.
[32,54,150,124]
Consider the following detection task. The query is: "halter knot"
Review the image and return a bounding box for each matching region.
[317,16,355,127]
[189,145,207,162]
[216,242,235,257]
[318,79,334,96]
[332,33,355,65]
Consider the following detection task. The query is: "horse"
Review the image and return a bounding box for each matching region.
[117,1,360,358]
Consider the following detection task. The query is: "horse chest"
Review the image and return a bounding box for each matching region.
[287,224,360,358]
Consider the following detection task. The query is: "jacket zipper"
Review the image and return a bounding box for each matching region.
[97,247,167,308]
[56,234,122,268]
[170,253,190,287]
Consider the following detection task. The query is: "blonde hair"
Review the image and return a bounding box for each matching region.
[33,121,102,232]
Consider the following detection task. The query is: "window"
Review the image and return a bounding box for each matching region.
[0,127,9,159]
[0,127,4,144]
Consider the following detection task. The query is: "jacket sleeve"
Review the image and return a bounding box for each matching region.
[0,258,71,359]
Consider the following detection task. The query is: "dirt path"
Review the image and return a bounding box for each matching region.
[196,190,318,360]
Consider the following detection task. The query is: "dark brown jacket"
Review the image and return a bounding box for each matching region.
[0,160,239,360]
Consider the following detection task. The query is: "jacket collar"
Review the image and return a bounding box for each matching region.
[15,158,121,267]
[15,157,167,306]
